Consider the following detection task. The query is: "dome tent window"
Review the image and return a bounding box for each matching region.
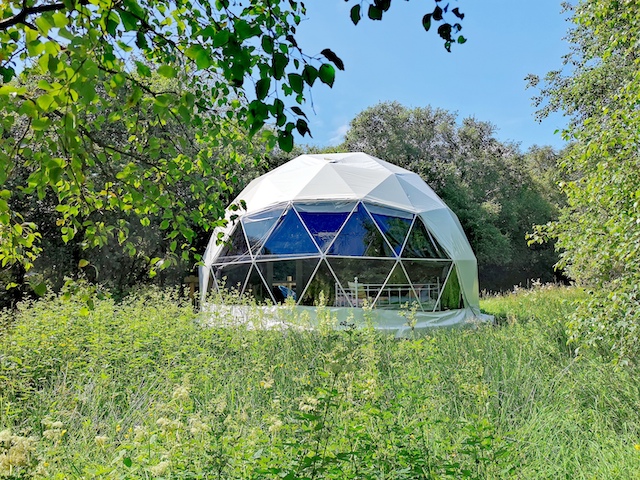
[201,153,486,329]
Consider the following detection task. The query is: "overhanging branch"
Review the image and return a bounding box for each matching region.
[0,0,88,31]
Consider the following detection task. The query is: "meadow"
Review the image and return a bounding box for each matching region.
[1,284,640,479]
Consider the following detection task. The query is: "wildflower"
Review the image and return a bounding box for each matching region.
[188,416,210,435]
[0,434,35,472]
[0,430,11,444]
[149,460,170,477]
[260,378,274,389]
[133,426,147,443]
[172,385,190,402]
[635,444,640,451]
[268,417,283,434]
[298,395,319,413]
[94,435,109,447]
[156,417,181,431]
[51,421,64,429]
[43,429,63,441]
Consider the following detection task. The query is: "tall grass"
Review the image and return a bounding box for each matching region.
[1,283,639,478]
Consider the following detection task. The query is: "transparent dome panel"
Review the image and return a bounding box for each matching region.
[216,225,251,262]
[327,203,394,257]
[401,218,448,259]
[439,266,464,310]
[253,258,318,304]
[294,202,355,252]
[244,265,273,304]
[259,207,320,257]
[214,262,251,293]
[402,260,452,311]
[300,259,348,307]
[374,262,419,309]
[242,206,286,254]
[365,203,414,256]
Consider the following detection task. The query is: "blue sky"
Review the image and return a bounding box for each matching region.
[293,1,570,151]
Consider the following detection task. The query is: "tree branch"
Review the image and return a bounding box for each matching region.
[1,1,65,30]
[0,0,92,30]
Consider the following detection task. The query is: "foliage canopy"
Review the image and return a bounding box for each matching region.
[530,0,640,361]
[0,0,466,278]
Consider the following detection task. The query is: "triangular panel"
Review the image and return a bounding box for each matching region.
[295,164,354,198]
[365,204,413,256]
[366,176,413,211]
[327,203,394,257]
[253,259,318,304]
[296,207,352,252]
[401,218,448,259]
[374,262,419,309]
[244,264,274,304]
[217,225,251,261]
[214,262,251,293]
[259,208,320,257]
[439,265,464,311]
[402,260,451,311]
[327,257,395,307]
[396,175,445,212]
[242,206,285,254]
[299,259,346,307]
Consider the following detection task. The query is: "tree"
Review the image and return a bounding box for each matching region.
[530,0,640,361]
[340,101,562,291]
[0,0,467,283]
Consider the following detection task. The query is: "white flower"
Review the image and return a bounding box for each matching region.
[149,460,170,477]
[172,385,190,402]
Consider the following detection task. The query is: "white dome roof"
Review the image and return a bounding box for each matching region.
[237,152,446,214]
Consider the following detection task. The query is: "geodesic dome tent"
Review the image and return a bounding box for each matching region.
[200,152,485,329]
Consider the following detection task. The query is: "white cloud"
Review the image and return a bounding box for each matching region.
[329,124,349,145]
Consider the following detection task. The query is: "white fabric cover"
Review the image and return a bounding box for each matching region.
[200,152,483,326]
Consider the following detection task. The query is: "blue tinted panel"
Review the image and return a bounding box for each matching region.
[369,213,412,255]
[297,211,349,251]
[259,208,319,256]
[242,207,285,253]
[327,203,393,257]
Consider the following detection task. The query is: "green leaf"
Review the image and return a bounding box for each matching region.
[302,65,318,86]
[272,53,288,80]
[52,12,68,28]
[368,5,383,21]
[287,73,303,94]
[135,61,152,77]
[261,35,274,54]
[350,5,361,25]
[186,45,212,69]
[36,94,55,111]
[320,48,344,71]
[123,457,132,468]
[154,93,173,107]
[422,13,432,31]
[458,35,467,44]
[213,30,230,47]
[158,65,177,80]
[33,283,47,296]
[278,130,293,152]
[78,259,89,268]
[255,78,270,100]
[296,118,311,137]
[318,64,335,87]
[119,10,138,31]
[291,106,307,119]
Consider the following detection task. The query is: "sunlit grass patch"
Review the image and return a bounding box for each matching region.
[1,283,639,478]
